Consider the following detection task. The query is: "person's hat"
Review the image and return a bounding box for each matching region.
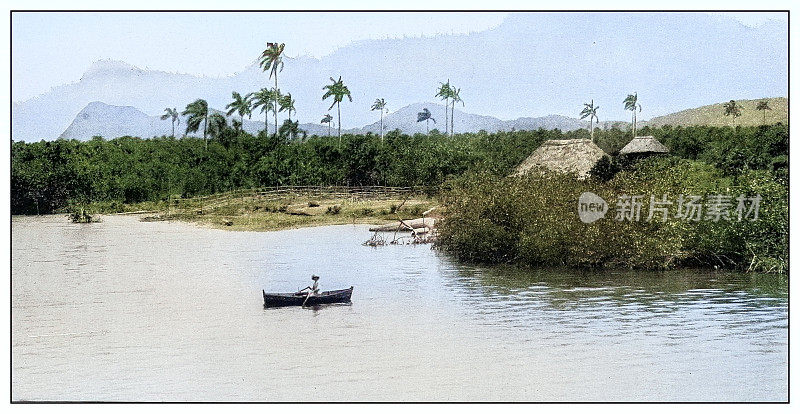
[311,275,320,280]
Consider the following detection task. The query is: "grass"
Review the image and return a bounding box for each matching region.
[92,191,439,232]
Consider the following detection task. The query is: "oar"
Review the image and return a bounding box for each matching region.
[302,290,312,307]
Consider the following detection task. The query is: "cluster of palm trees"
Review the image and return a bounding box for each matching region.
[163,43,477,146]
[435,79,463,136]
[162,42,297,146]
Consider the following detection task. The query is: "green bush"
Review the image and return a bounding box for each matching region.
[437,157,788,273]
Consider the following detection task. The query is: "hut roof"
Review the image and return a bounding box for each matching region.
[512,139,608,180]
[619,136,669,155]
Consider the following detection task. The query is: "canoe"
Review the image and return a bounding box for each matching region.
[262,286,353,308]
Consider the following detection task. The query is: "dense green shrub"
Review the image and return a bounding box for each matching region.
[437,156,788,273]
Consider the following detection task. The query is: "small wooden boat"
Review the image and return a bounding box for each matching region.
[262,287,353,308]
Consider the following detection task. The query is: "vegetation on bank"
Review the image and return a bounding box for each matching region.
[12,123,786,212]
[11,127,569,215]
[436,140,788,274]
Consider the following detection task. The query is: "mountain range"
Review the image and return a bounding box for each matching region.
[13,12,787,141]
[58,101,609,140]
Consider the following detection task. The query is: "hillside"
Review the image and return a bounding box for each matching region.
[645,97,787,128]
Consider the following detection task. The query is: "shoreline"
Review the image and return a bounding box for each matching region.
[64,191,441,233]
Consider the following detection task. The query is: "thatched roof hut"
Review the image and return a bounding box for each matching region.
[512,139,608,180]
[619,136,669,156]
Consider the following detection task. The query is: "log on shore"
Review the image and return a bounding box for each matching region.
[369,217,437,232]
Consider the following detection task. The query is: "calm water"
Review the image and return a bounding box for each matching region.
[11,215,788,401]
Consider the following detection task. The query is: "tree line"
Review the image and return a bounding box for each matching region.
[11,123,786,215]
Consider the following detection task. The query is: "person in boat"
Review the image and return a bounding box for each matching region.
[298,275,320,296]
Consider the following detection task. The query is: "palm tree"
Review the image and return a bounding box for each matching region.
[250,88,275,133]
[623,92,642,137]
[450,86,463,136]
[723,100,742,127]
[279,92,296,139]
[279,92,296,122]
[321,114,334,137]
[160,107,180,137]
[182,99,209,148]
[279,119,304,139]
[207,113,227,140]
[580,100,600,142]
[322,76,353,143]
[225,92,252,133]
[371,98,387,141]
[435,80,451,135]
[259,42,285,135]
[756,100,771,125]
[417,108,436,133]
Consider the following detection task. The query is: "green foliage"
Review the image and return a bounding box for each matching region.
[182,99,209,138]
[588,155,619,182]
[437,156,788,273]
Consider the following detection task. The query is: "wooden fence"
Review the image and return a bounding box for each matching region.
[175,185,424,207]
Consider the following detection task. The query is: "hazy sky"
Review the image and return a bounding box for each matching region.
[11,11,786,103]
[12,12,508,102]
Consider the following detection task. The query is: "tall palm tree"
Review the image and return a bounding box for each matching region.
[417,108,436,133]
[279,92,296,139]
[182,99,209,148]
[322,76,353,143]
[623,92,642,137]
[756,100,771,125]
[207,113,227,140]
[580,100,600,142]
[160,107,180,137]
[321,114,334,137]
[225,91,252,133]
[450,86,463,136]
[435,80,452,135]
[371,98,387,141]
[723,100,742,127]
[259,42,285,135]
[250,88,275,133]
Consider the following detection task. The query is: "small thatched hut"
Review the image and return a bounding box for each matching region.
[618,136,669,156]
[512,139,608,180]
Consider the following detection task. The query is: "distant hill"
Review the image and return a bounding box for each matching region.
[57,101,614,140]
[59,101,340,140]
[645,97,787,128]
[57,96,787,141]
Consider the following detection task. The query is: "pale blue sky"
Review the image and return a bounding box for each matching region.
[11,11,786,103]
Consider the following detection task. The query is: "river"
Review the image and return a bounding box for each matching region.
[11,215,788,401]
